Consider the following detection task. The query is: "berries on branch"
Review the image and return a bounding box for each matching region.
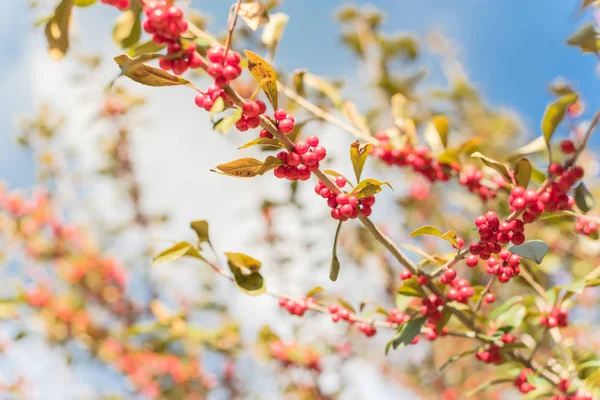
[540,305,568,328]
[575,215,598,237]
[100,0,130,11]
[486,249,521,283]
[314,178,376,220]
[274,136,326,182]
[514,368,536,394]
[278,297,315,317]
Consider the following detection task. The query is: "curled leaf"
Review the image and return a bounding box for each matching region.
[239,137,284,149]
[238,2,269,31]
[153,242,202,266]
[114,54,195,88]
[330,221,343,281]
[513,158,532,188]
[350,141,372,183]
[212,156,283,178]
[112,7,141,49]
[471,152,512,184]
[541,93,579,144]
[352,178,391,199]
[574,182,595,213]
[225,252,262,272]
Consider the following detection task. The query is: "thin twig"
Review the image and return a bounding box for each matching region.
[224,0,244,57]
[472,276,496,317]
[567,108,600,168]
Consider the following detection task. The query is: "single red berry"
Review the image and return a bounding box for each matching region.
[306,135,319,147]
[466,255,478,268]
[560,139,575,154]
[400,270,413,280]
[484,293,495,303]
[335,176,347,188]
[279,118,295,134]
[242,101,261,118]
[274,109,287,120]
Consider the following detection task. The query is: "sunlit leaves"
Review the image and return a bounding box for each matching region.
[397,277,425,297]
[152,242,202,266]
[349,141,372,183]
[190,220,213,250]
[566,22,600,54]
[424,115,449,155]
[410,226,458,246]
[305,286,325,298]
[508,136,546,159]
[303,73,343,108]
[329,221,343,281]
[225,252,265,296]
[245,50,278,109]
[509,240,549,264]
[112,6,141,49]
[351,178,391,199]
[471,152,513,184]
[45,0,74,61]
[212,156,284,178]
[495,304,526,331]
[342,101,371,134]
[261,12,289,51]
[541,93,579,144]
[239,137,284,149]
[513,158,532,188]
[574,182,595,213]
[74,0,97,5]
[238,2,269,31]
[386,316,426,354]
[214,108,243,134]
[127,40,165,57]
[114,55,194,87]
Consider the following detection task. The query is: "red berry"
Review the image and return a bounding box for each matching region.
[335,176,347,188]
[306,135,319,147]
[466,255,478,268]
[484,293,495,303]
[279,118,295,134]
[560,139,575,154]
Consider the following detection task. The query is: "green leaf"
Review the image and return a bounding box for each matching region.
[351,178,391,199]
[397,277,426,297]
[305,286,325,298]
[336,298,356,313]
[114,54,194,88]
[212,156,284,178]
[127,40,165,57]
[561,279,587,294]
[225,252,262,272]
[495,304,526,331]
[471,152,513,184]
[190,220,213,250]
[574,182,595,213]
[566,22,600,54]
[489,296,523,320]
[395,293,413,311]
[585,368,600,389]
[210,97,226,114]
[509,240,549,264]
[342,101,370,134]
[214,108,243,134]
[349,141,372,183]
[508,136,547,159]
[239,137,284,149]
[424,115,449,155]
[330,221,343,281]
[538,210,577,220]
[112,7,141,49]
[303,73,343,108]
[153,242,202,266]
[45,0,74,61]
[232,268,266,296]
[514,158,532,188]
[466,379,513,398]
[74,0,97,5]
[410,226,458,246]
[388,316,426,353]
[439,349,476,371]
[244,50,278,109]
[541,93,579,144]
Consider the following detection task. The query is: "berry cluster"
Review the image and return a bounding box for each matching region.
[143,2,188,42]
[540,305,568,328]
[372,138,453,183]
[459,165,497,201]
[552,389,594,400]
[269,340,321,372]
[314,178,375,220]
[440,267,457,285]
[467,212,525,269]
[278,297,315,317]
[205,45,243,87]
[446,278,476,303]
[328,304,353,323]
[575,216,598,237]
[273,108,296,134]
[514,368,536,394]
[485,249,522,283]
[420,294,445,324]
[476,344,502,364]
[274,137,326,182]
[194,85,231,111]
[100,0,129,11]
[357,322,377,337]
[508,186,544,223]
[424,323,448,341]
[159,42,204,75]
[386,308,410,325]
[235,100,267,132]
[542,162,583,212]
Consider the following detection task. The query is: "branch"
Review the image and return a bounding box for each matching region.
[566,108,600,168]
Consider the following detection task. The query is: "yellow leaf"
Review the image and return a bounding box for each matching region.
[114,54,195,88]
[238,2,270,31]
[45,0,74,61]
[244,50,278,109]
